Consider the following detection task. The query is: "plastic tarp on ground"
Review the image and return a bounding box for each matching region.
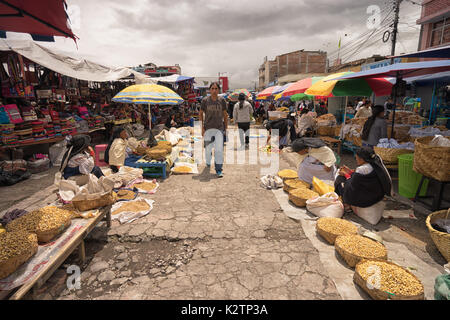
[0,39,148,82]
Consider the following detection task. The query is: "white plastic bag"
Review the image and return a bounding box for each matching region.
[260,175,283,189]
[306,192,344,218]
[351,200,385,225]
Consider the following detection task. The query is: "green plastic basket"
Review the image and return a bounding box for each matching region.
[398,153,429,198]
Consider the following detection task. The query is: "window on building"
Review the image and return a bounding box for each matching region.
[430,18,450,47]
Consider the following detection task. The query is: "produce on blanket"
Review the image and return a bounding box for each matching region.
[134,181,157,192]
[112,200,150,216]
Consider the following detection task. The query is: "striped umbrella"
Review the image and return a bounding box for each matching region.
[281,77,324,97]
[305,72,394,97]
[229,88,252,102]
[112,83,184,105]
[256,85,280,100]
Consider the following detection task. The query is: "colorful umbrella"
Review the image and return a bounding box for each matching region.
[304,72,394,97]
[281,77,324,97]
[289,93,314,102]
[256,86,279,100]
[112,83,184,105]
[229,88,252,102]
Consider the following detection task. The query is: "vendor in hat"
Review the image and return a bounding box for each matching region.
[61,134,104,180]
[334,147,392,213]
[105,126,129,173]
[291,137,337,185]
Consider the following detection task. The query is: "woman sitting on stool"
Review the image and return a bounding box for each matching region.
[61,134,104,180]
[334,147,392,225]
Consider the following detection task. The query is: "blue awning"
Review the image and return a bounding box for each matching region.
[326,60,450,81]
[392,44,450,59]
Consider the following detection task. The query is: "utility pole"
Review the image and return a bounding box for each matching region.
[390,0,402,63]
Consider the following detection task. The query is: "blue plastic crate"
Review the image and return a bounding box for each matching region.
[124,155,168,179]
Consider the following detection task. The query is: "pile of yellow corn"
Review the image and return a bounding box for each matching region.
[134,181,157,192]
[6,206,72,235]
[336,234,387,259]
[173,166,193,174]
[356,260,424,297]
[278,169,298,180]
[0,231,38,279]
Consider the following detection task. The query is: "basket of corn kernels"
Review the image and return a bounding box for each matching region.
[0,232,38,279]
[316,217,358,245]
[277,169,298,181]
[354,259,424,300]
[283,179,310,193]
[6,206,73,243]
[335,234,387,268]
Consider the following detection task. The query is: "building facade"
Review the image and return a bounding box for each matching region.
[417,0,450,50]
[258,50,327,90]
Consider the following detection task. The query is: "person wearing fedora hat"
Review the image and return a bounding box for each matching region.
[60,134,104,180]
[233,92,253,149]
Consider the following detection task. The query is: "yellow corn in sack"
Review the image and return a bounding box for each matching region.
[312,176,334,196]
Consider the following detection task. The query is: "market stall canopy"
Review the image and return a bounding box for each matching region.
[0,39,147,82]
[281,77,324,97]
[256,85,280,100]
[154,74,194,84]
[326,60,450,81]
[229,88,251,102]
[404,70,450,84]
[112,83,184,105]
[391,44,450,59]
[0,0,76,42]
[305,72,394,97]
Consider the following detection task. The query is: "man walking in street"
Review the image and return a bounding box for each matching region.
[200,82,228,178]
[233,93,254,149]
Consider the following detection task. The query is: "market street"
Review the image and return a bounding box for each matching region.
[2,127,443,300]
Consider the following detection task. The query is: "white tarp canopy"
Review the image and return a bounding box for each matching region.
[152,74,194,83]
[0,39,149,82]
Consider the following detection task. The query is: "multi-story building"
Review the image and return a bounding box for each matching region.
[417,0,450,50]
[258,50,327,89]
[132,63,181,77]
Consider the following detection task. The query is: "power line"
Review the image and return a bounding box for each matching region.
[327,7,394,60]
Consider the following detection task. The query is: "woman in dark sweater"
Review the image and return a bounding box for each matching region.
[361,105,387,149]
[335,147,392,210]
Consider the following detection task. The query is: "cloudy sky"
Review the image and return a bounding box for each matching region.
[10,0,422,89]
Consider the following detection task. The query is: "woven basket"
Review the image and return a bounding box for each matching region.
[283,179,310,193]
[426,209,450,262]
[335,235,388,268]
[36,218,72,243]
[374,147,414,164]
[278,169,298,181]
[354,259,425,300]
[317,126,335,137]
[316,217,358,245]
[146,148,168,160]
[72,191,116,212]
[288,188,319,207]
[0,233,38,279]
[413,136,450,182]
[352,135,362,147]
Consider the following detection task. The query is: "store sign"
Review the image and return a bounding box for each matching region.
[361,58,401,71]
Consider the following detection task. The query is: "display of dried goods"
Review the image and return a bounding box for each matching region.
[133,181,157,192]
[335,234,387,267]
[277,169,298,180]
[354,259,424,299]
[6,206,73,243]
[288,188,319,207]
[0,232,38,279]
[116,189,137,200]
[111,200,150,216]
[135,146,149,156]
[316,217,358,244]
[172,166,193,174]
[283,179,310,193]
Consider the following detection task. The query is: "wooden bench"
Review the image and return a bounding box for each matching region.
[2,206,111,300]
